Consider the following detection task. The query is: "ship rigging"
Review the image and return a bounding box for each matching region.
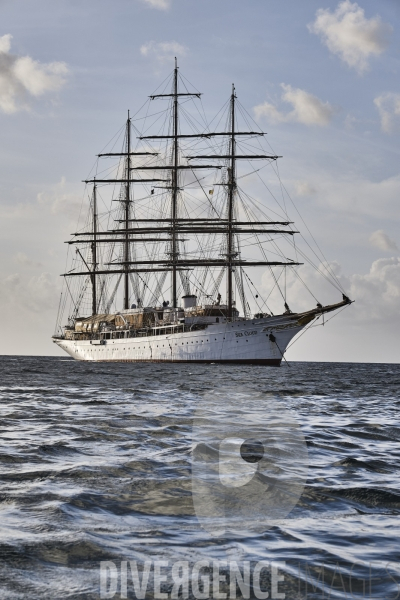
[53,60,352,364]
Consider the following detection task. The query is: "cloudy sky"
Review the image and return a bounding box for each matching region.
[0,0,399,362]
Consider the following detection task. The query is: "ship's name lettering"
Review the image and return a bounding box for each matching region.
[235,330,257,338]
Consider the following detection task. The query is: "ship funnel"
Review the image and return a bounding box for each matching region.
[182,295,197,309]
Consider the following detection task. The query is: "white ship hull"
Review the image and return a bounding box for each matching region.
[53,316,304,365]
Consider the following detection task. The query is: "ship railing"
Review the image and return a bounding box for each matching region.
[87,322,209,341]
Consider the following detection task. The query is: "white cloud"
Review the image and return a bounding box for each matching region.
[349,257,400,320]
[0,177,83,225]
[295,181,317,196]
[281,258,400,362]
[254,84,337,127]
[0,34,68,114]
[37,176,83,221]
[0,33,12,54]
[14,252,43,268]
[262,257,400,324]
[140,41,187,64]
[298,171,400,221]
[369,230,398,253]
[26,273,59,312]
[140,0,170,9]
[0,272,59,313]
[308,1,392,74]
[374,93,400,134]
[253,100,283,124]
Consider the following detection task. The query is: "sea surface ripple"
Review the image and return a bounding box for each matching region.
[0,357,399,598]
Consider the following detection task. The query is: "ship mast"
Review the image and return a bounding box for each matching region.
[67,73,304,312]
[91,180,97,316]
[227,85,236,320]
[124,112,131,309]
[171,58,179,308]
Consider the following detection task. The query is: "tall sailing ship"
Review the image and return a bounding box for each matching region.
[53,61,351,364]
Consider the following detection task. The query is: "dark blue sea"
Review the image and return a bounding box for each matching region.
[0,356,399,599]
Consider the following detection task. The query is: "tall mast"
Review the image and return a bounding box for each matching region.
[227,84,236,320]
[124,111,131,309]
[91,181,97,316]
[171,57,179,308]
[73,78,299,310]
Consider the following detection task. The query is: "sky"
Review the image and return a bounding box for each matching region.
[0,0,399,362]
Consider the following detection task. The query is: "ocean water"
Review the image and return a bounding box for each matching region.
[0,356,399,599]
